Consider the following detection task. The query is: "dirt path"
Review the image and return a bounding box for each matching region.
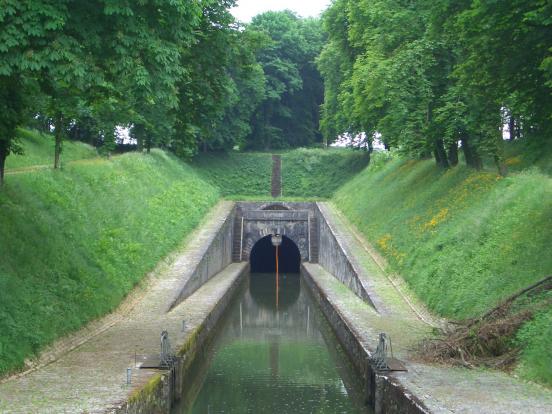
[5,157,108,175]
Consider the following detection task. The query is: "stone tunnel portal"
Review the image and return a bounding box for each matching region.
[250,235,301,273]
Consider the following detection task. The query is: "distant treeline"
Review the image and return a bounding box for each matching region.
[318,0,551,173]
[0,2,325,183]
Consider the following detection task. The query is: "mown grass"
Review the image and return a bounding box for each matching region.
[190,152,272,197]
[0,149,219,376]
[190,148,370,199]
[334,152,552,385]
[5,128,97,169]
[281,148,370,198]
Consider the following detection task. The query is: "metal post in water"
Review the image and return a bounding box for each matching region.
[276,244,279,309]
[127,367,132,385]
[271,233,282,310]
[307,306,310,336]
[240,302,243,335]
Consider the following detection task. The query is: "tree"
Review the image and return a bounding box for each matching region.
[245,11,325,150]
[0,0,207,172]
[0,76,25,185]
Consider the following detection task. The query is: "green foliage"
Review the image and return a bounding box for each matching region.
[0,150,219,376]
[175,6,266,154]
[318,0,552,172]
[246,12,325,150]
[334,155,552,384]
[190,149,370,199]
[516,306,552,386]
[190,152,272,197]
[5,129,97,170]
[281,148,370,198]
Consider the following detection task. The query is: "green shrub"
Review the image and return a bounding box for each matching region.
[516,307,552,386]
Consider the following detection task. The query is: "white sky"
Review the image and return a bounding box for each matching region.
[231,0,331,22]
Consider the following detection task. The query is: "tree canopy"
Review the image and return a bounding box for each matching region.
[318,0,552,172]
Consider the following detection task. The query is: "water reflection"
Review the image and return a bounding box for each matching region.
[172,273,368,414]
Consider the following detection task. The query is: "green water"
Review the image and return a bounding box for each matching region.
[172,273,369,413]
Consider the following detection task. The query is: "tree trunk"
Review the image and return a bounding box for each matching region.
[0,141,7,186]
[433,139,450,169]
[461,134,482,170]
[508,116,515,141]
[447,141,459,166]
[54,113,63,169]
[494,154,508,176]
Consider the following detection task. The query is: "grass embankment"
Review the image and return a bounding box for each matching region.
[334,153,552,385]
[5,128,97,170]
[191,148,370,199]
[0,150,219,376]
[190,152,272,197]
[281,148,370,198]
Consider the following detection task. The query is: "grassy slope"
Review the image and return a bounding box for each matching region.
[281,148,370,198]
[5,128,97,169]
[334,152,552,385]
[190,152,272,197]
[0,150,219,376]
[191,148,370,199]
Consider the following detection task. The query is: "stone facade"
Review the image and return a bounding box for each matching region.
[235,202,317,263]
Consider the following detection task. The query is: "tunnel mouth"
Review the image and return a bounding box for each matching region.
[249,235,301,273]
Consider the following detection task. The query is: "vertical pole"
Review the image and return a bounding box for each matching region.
[308,216,311,261]
[276,244,279,310]
[239,217,244,262]
[240,302,243,336]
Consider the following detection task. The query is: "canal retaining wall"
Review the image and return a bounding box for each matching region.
[168,206,236,310]
[114,263,248,414]
[301,263,429,414]
[315,203,387,313]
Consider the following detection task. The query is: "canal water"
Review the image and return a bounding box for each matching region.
[171,272,370,414]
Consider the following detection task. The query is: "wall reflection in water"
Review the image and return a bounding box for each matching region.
[172,273,369,414]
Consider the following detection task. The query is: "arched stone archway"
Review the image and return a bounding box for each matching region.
[250,235,301,273]
[241,210,310,262]
[261,203,289,211]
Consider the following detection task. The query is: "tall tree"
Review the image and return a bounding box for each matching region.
[245,11,325,150]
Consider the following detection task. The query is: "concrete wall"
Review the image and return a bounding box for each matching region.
[115,265,248,414]
[169,206,235,310]
[315,203,378,309]
[302,264,429,414]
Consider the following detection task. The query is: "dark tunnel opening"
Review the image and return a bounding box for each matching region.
[250,235,301,273]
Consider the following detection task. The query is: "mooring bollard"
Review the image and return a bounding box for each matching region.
[127,367,132,385]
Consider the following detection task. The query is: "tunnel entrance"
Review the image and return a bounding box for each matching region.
[250,235,301,273]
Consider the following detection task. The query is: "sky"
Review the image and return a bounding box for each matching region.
[231,0,331,23]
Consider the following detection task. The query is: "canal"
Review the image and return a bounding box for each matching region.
[171,272,370,413]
